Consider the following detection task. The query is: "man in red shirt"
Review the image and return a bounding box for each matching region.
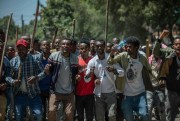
[75,38,95,121]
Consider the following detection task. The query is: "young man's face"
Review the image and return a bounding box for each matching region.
[105,43,113,53]
[79,43,90,57]
[60,39,71,54]
[41,41,50,53]
[173,38,180,55]
[17,45,28,58]
[54,39,60,50]
[126,43,138,57]
[90,40,96,50]
[7,47,15,58]
[95,41,105,55]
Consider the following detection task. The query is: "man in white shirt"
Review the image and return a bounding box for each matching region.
[108,36,153,121]
[85,39,124,121]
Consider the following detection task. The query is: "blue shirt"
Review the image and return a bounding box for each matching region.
[37,53,52,92]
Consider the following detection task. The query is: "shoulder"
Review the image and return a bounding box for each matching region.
[3,56,10,66]
[10,56,18,63]
[32,53,42,60]
[49,51,60,61]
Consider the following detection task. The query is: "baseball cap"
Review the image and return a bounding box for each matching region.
[16,39,29,47]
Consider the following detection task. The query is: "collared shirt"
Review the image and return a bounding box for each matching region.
[6,54,45,98]
[86,53,124,96]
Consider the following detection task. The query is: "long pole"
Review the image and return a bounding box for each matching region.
[30,0,40,50]
[146,39,150,58]
[0,13,13,77]
[72,19,76,39]
[21,15,24,35]
[105,0,109,44]
[16,27,18,43]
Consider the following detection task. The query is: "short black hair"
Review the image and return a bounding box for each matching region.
[96,39,105,46]
[174,36,180,40]
[61,38,72,43]
[71,38,77,45]
[80,38,90,46]
[126,36,140,48]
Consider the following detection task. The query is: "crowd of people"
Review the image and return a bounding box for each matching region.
[0,29,180,121]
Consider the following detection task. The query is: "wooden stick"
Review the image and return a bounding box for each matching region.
[16,27,18,43]
[21,15,24,35]
[51,28,58,49]
[30,0,40,50]
[146,39,150,58]
[0,13,13,77]
[65,29,68,37]
[72,19,76,39]
[105,0,109,44]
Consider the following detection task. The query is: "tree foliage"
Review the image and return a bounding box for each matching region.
[39,0,179,43]
[1,0,179,44]
[0,16,18,45]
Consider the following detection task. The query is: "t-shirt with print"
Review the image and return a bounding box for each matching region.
[124,57,145,96]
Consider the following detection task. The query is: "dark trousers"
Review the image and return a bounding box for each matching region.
[165,89,180,121]
[75,94,94,121]
[40,91,49,121]
[116,93,124,121]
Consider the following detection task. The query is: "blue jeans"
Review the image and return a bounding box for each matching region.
[121,92,149,121]
[14,93,43,121]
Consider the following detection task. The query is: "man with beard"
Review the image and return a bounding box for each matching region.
[6,38,47,121]
[107,36,154,121]
[85,39,124,121]
[46,38,78,121]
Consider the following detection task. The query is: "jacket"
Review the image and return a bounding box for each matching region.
[107,52,154,92]
[48,51,78,93]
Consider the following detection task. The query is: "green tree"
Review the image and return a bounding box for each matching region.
[41,0,74,39]
[0,16,18,45]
